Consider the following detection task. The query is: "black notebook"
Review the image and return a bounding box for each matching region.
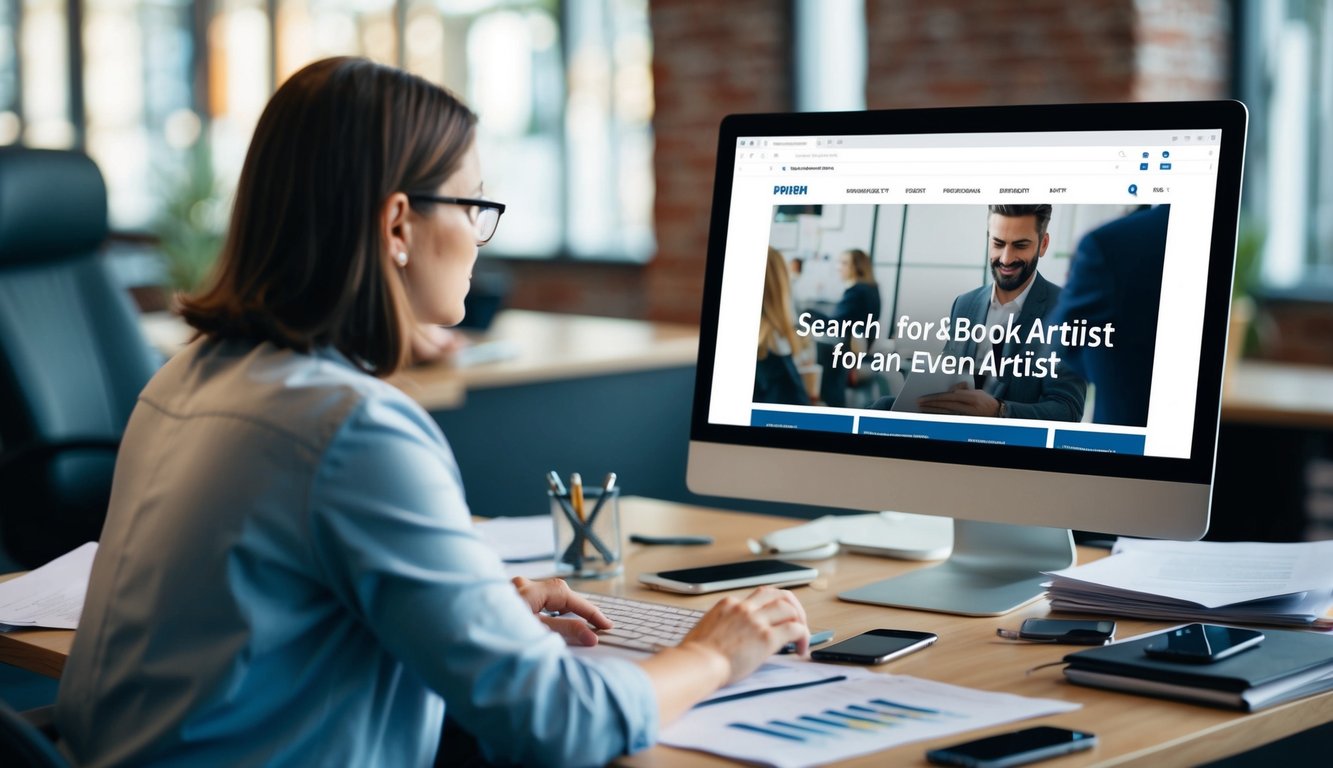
[1063,627,1333,711]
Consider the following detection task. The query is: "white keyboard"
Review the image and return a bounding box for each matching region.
[578,592,705,652]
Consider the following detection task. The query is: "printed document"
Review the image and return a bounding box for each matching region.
[0,542,97,630]
[659,664,1078,768]
[1046,539,1333,608]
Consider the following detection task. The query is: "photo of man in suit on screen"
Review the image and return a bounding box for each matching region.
[900,204,1086,421]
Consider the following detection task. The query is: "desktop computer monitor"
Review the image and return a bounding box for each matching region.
[687,101,1248,616]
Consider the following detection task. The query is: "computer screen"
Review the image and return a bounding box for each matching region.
[687,101,1247,615]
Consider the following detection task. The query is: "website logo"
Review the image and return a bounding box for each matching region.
[773,185,808,195]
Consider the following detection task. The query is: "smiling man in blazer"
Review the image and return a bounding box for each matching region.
[916,204,1086,422]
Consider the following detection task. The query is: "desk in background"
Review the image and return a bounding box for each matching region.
[3,496,1331,767]
[142,309,1333,531]
[1214,360,1333,541]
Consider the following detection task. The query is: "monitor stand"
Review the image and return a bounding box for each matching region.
[838,520,1075,616]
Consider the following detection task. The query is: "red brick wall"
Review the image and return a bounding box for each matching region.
[1133,0,1229,100]
[644,0,792,323]
[864,0,1227,108]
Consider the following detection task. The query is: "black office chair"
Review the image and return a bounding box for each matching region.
[0,702,67,768]
[0,147,159,567]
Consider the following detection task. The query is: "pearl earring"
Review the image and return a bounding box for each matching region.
[394,251,409,267]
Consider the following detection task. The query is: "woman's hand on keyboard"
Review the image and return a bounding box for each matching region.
[681,587,810,685]
[511,576,613,647]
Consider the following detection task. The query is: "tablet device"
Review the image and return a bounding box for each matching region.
[639,559,818,594]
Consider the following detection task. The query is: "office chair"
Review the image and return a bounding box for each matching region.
[0,148,159,568]
[0,702,68,768]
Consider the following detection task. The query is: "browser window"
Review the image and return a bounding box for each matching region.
[710,128,1226,461]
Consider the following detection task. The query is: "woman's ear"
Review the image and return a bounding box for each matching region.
[380,192,412,259]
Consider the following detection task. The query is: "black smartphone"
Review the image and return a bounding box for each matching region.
[1143,623,1264,663]
[1005,618,1116,645]
[809,628,937,664]
[638,559,818,594]
[927,726,1097,768]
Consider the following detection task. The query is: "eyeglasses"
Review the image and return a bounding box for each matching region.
[408,195,507,245]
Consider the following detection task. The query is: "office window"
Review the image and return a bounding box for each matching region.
[83,0,196,229]
[0,1,17,144]
[0,0,655,261]
[19,0,72,148]
[275,0,398,82]
[404,0,654,260]
[1238,0,1333,287]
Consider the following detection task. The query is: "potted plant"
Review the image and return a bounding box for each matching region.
[153,139,228,298]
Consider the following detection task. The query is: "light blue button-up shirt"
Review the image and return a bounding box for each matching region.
[55,338,657,767]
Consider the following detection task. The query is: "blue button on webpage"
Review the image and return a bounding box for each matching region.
[750,409,855,433]
[1053,430,1145,455]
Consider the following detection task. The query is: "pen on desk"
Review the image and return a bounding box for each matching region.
[629,534,715,546]
[584,473,617,525]
[779,629,835,654]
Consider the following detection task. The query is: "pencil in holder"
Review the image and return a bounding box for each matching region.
[550,486,622,579]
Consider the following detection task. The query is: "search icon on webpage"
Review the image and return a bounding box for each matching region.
[1128,183,1138,196]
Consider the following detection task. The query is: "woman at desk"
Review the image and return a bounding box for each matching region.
[813,248,882,406]
[55,58,809,767]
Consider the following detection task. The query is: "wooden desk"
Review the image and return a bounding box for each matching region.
[391,310,698,411]
[140,309,700,413]
[4,497,1329,766]
[1222,360,1333,429]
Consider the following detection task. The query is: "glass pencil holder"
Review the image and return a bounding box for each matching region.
[550,487,622,579]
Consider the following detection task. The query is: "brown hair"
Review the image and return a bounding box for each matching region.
[757,247,808,360]
[844,248,875,284]
[180,57,478,376]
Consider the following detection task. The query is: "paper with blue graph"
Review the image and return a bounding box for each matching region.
[660,664,1079,768]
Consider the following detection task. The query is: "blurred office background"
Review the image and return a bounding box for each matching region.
[0,1,1330,531]
[0,1,1326,318]
[1,0,1333,735]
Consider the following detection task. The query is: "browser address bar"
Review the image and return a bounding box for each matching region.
[740,160,1211,175]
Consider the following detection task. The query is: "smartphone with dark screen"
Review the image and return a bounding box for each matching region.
[1143,624,1264,663]
[808,628,937,664]
[927,726,1097,768]
[1009,618,1116,645]
[638,559,817,594]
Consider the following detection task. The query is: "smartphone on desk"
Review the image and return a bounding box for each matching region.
[1001,618,1116,645]
[809,628,937,665]
[638,559,818,595]
[1144,624,1264,663]
[927,726,1096,768]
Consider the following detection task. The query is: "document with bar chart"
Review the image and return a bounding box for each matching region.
[659,668,1079,768]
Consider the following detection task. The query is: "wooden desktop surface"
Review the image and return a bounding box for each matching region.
[3,497,1330,766]
[1221,360,1333,429]
[141,309,700,412]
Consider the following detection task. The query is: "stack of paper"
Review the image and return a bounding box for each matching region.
[1044,539,1333,629]
[0,542,97,630]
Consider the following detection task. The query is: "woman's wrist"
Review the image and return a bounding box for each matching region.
[670,641,731,688]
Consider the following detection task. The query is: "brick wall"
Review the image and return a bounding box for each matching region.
[865,0,1226,108]
[1132,0,1229,100]
[644,0,792,323]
